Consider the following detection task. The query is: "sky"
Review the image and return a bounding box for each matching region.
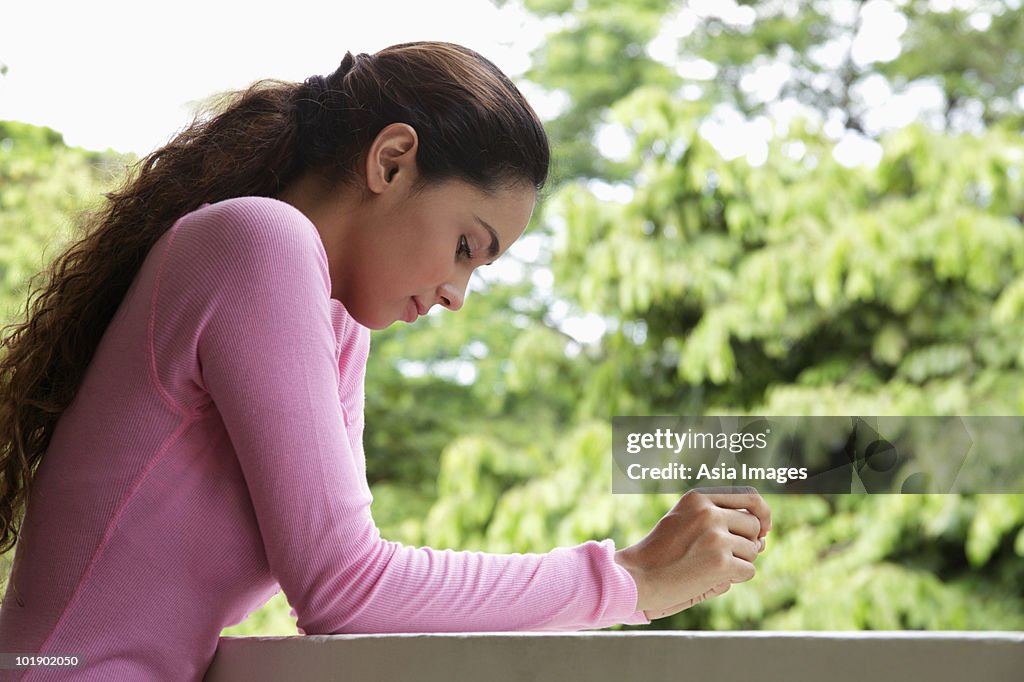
[0,0,548,156]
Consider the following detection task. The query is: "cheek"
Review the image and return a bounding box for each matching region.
[371,248,445,298]
[411,238,456,282]
[379,211,457,289]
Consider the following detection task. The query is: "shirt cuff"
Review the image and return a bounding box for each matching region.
[598,539,650,626]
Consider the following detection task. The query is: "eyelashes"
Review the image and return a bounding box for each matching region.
[457,235,474,260]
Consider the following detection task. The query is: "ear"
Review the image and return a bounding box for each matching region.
[364,123,419,195]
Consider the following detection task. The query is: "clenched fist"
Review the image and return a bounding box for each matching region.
[614,487,771,620]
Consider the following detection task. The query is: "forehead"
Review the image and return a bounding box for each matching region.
[434,180,536,247]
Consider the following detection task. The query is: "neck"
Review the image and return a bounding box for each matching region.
[276,171,361,299]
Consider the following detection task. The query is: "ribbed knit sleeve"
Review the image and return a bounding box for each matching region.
[150,197,646,634]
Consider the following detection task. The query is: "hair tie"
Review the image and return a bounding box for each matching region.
[295,51,369,166]
[296,74,330,131]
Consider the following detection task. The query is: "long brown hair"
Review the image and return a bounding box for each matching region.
[0,41,550,554]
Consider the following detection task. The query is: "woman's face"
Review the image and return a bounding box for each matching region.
[333,178,536,330]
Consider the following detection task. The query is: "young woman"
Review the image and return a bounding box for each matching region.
[0,42,770,680]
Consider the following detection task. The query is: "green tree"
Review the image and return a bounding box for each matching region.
[0,121,129,324]
[406,0,1024,631]
[519,0,1024,172]
[412,118,1024,630]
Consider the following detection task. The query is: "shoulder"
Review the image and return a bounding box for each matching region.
[175,196,321,254]
[168,196,329,288]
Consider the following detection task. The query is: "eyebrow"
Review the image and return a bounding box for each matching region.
[475,216,501,260]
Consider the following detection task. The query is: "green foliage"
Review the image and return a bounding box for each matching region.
[884,1,1024,129]
[0,121,131,324]
[219,591,297,637]
[400,0,1024,632]
[548,118,1024,418]
[521,0,679,180]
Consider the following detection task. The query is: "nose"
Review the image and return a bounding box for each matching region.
[437,281,466,311]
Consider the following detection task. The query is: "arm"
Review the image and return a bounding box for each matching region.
[155,197,644,634]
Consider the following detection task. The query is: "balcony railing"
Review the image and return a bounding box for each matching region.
[204,631,1024,681]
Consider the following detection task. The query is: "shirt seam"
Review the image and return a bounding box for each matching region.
[147,222,198,419]
[27,416,198,666]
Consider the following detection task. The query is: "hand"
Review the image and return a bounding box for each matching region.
[613,486,771,620]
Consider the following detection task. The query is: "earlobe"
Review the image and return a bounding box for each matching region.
[365,123,419,194]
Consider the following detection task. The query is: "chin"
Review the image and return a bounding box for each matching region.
[331,295,391,330]
[367,312,403,331]
[357,315,395,331]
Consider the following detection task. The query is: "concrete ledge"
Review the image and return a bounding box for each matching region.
[204,631,1024,682]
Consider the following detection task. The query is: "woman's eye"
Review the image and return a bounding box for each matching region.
[457,235,474,260]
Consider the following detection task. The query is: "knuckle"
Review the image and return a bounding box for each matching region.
[710,535,733,560]
[662,504,690,525]
[692,504,718,529]
[707,529,730,549]
[681,489,707,508]
[707,551,729,574]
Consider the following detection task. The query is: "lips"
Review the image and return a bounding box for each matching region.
[401,297,431,324]
[402,298,418,324]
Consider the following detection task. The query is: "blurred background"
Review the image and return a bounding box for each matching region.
[2,0,1023,634]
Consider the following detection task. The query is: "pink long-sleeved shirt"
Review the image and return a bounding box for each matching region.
[0,197,645,680]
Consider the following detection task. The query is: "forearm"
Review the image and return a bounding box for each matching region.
[292,536,644,634]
